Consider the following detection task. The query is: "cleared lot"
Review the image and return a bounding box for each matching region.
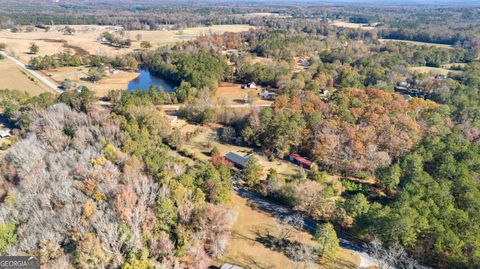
[0,57,55,95]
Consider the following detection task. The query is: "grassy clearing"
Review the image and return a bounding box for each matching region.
[41,66,139,97]
[379,39,453,49]
[0,57,55,95]
[213,82,272,106]
[0,24,255,64]
[173,119,301,178]
[408,66,461,75]
[221,193,360,269]
[330,21,375,30]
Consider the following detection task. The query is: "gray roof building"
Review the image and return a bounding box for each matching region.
[225,152,251,168]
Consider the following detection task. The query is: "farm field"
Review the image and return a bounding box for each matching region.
[0,57,55,95]
[40,66,139,97]
[222,193,360,269]
[0,24,255,64]
[379,38,453,49]
[330,20,376,30]
[408,66,462,75]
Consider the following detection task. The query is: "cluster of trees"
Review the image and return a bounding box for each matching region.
[0,90,235,268]
[100,32,132,48]
[29,50,84,70]
[29,51,138,71]
[142,48,231,91]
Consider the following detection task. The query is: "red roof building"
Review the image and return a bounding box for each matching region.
[289,153,313,169]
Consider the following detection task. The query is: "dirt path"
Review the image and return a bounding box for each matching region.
[234,187,380,269]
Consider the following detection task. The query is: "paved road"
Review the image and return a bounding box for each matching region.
[0,51,62,93]
[234,187,380,269]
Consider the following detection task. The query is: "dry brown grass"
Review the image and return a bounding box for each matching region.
[40,66,139,97]
[0,58,55,95]
[221,193,360,269]
[0,24,255,64]
[408,66,461,75]
[213,82,272,106]
[330,21,375,30]
[379,39,453,49]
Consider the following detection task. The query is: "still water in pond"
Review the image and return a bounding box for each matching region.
[127,68,175,92]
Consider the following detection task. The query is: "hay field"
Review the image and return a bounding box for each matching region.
[408,66,461,75]
[0,57,55,95]
[330,20,375,30]
[379,39,453,49]
[41,66,139,97]
[0,24,255,64]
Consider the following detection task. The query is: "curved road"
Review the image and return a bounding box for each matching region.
[234,187,380,269]
[0,51,62,93]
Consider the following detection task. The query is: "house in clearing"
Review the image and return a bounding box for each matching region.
[225,152,251,168]
[289,153,314,169]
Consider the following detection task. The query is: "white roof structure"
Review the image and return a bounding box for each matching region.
[220,264,243,269]
[0,128,11,138]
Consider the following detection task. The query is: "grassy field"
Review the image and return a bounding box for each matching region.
[221,193,360,269]
[0,57,55,95]
[408,66,462,75]
[379,39,453,49]
[40,66,139,97]
[213,82,272,106]
[0,24,255,64]
[330,21,375,30]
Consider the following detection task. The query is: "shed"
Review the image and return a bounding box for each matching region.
[220,264,243,269]
[246,82,257,89]
[0,128,11,138]
[397,81,410,88]
[165,115,178,123]
[225,152,251,168]
[289,153,313,169]
[259,90,278,100]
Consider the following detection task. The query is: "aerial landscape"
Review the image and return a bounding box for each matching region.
[0,0,479,268]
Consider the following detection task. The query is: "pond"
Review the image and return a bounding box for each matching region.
[127,68,176,92]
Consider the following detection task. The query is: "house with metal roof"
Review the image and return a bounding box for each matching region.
[225,152,251,168]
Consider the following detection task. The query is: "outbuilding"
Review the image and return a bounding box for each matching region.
[289,153,313,169]
[220,264,243,269]
[0,128,11,138]
[225,152,251,168]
